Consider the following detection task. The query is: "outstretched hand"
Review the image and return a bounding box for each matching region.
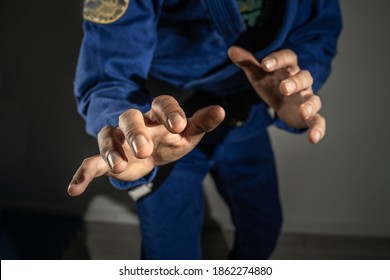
[228,46,325,144]
[68,95,225,196]
[69,47,323,195]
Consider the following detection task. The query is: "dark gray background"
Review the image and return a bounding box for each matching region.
[0,1,96,214]
[269,0,390,236]
[0,0,389,250]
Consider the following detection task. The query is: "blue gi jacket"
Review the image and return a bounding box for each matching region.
[74,0,342,188]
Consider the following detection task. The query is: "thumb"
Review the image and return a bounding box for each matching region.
[228,46,264,82]
[228,46,280,109]
[184,105,225,141]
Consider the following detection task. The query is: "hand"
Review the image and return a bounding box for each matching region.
[228,46,325,144]
[68,95,225,196]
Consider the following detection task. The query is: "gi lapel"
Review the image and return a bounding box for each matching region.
[201,0,247,41]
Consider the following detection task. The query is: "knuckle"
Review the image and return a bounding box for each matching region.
[308,96,321,112]
[316,115,326,128]
[152,95,181,121]
[99,125,111,134]
[119,109,138,123]
[152,95,177,114]
[292,52,298,63]
[292,75,303,88]
[98,128,125,156]
[123,129,134,142]
[153,94,172,105]
[118,112,128,122]
[301,70,313,83]
[98,126,112,140]
[119,110,145,138]
[158,96,177,110]
[291,52,298,63]
[81,157,93,166]
[99,137,114,153]
[283,49,297,63]
[319,115,326,124]
[293,71,312,90]
[125,121,144,134]
[312,95,321,104]
[122,124,145,143]
[300,69,311,77]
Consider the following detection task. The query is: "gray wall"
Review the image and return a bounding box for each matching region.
[1,0,389,237]
[269,0,390,236]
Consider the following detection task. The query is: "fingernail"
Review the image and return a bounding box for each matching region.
[107,151,121,169]
[167,113,183,129]
[131,135,148,155]
[312,131,321,143]
[305,105,313,118]
[263,57,276,69]
[284,81,296,94]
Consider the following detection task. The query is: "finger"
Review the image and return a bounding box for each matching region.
[280,70,314,96]
[146,95,187,134]
[119,109,153,159]
[185,105,225,140]
[305,113,326,144]
[261,49,300,74]
[68,155,108,196]
[299,95,322,120]
[98,126,128,174]
[228,46,264,82]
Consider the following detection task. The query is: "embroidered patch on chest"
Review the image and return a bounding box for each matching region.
[83,0,130,24]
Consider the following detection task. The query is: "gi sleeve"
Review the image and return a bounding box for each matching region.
[74,0,163,189]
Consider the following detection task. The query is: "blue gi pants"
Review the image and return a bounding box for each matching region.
[136,104,282,259]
